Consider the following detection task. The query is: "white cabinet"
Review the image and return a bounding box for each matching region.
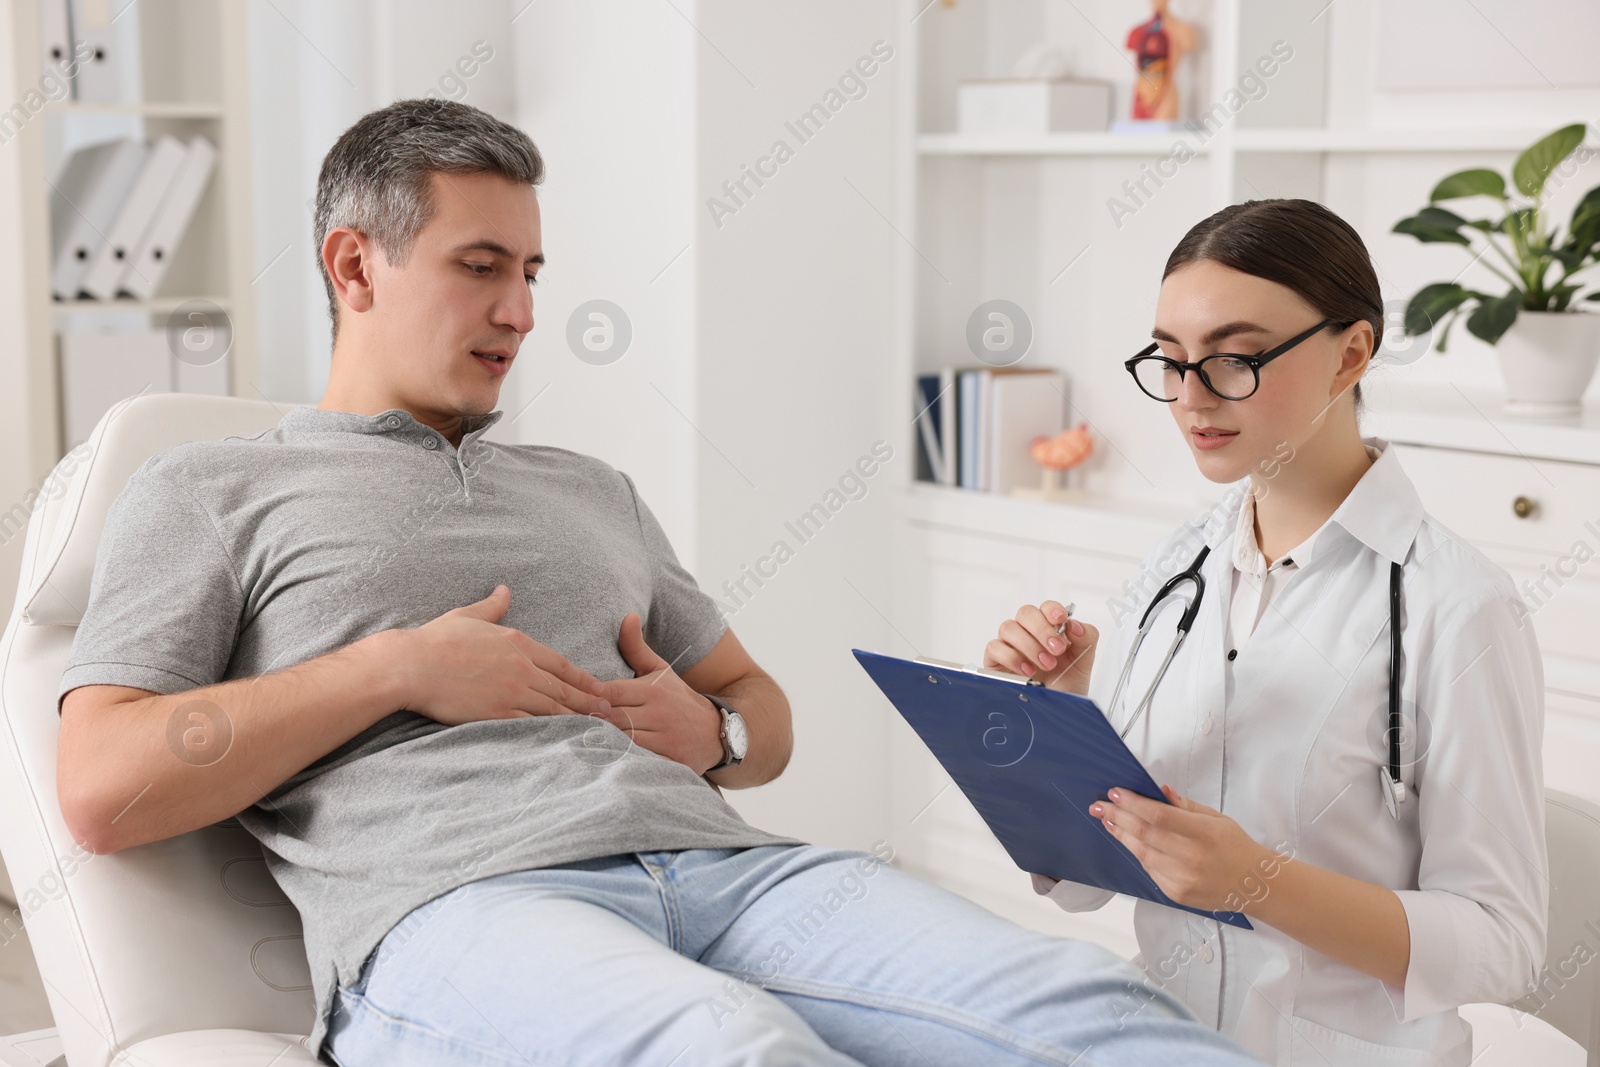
[1395,441,1600,799]
[1368,382,1600,807]
[1384,444,1600,806]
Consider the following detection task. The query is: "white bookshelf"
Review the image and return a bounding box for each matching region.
[54,99,223,118]
[1231,126,1576,153]
[917,130,1217,156]
[888,0,1600,509]
[918,126,1567,157]
[3,0,259,485]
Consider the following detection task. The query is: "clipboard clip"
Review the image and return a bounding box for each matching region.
[913,656,1046,687]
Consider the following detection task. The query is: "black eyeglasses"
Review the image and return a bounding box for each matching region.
[1125,318,1340,402]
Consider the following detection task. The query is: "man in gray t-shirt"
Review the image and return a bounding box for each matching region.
[56,100,1259,1067]
[59,403,806,1055]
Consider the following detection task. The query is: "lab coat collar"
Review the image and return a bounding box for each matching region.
[1324,435,1425,567]
[1200,435,1423,569]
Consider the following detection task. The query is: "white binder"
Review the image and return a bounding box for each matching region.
[48,138,145,301]
[118,135,217,300]
[40,0,73,94]
[67,0,117,104]
[79,134,185,300]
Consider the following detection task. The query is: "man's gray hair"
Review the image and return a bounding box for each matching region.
[313,98,545,341]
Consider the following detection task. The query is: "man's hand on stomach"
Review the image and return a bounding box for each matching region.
[395,584,611,726]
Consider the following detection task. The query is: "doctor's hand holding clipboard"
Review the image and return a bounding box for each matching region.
[978,198,1547,1067]
[984,599,1278,921]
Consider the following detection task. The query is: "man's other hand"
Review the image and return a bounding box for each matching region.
[594,613,724,775]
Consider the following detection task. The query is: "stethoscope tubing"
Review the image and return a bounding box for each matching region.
[1110,545,1210,742]
[1106,541,1407,818]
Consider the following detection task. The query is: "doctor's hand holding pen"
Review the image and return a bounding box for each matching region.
[983,600,1099,695]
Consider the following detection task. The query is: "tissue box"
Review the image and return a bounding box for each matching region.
[957,79,1113,135]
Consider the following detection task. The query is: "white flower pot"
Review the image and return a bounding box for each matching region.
[1495,309,1600,419]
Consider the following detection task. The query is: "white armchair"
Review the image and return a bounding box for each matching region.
[0,394,321,1066]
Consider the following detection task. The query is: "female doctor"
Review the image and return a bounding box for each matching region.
[985,199,1547,1066]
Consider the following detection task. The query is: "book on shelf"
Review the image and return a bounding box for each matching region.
[913,373,947,484]
[912,368,960,487]
[914,366,1067,495]
[959,369,981,488]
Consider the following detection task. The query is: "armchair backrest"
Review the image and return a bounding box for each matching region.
[0,393,315,1067]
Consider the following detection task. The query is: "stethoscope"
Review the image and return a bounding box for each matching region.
[1101,542,1409,819]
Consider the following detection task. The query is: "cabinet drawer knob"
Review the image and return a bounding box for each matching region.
[1513,495,1538,519]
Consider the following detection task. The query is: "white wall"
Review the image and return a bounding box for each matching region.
[505,0,701,557]
[245,0,520,407]
[689,1,901,849]
[509,1,902,849]
[246,0,706,556]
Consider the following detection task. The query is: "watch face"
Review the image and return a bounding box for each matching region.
[725,709,750,758]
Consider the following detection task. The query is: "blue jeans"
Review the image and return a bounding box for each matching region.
[323,844,1257,1066]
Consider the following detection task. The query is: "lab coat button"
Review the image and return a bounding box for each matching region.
[1201,715,1214,735]
[1198,939,1214,963]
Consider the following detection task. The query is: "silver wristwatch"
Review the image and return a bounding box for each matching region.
[705,694,748,772]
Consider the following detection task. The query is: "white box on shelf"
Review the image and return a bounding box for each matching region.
[957,79,1112,135]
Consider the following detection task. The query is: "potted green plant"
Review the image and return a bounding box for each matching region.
[1393,123,1600,418]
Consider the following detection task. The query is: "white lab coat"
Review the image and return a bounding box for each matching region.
[1032,436,1547,1066]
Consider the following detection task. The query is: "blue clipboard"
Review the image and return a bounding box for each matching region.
[854,649,1252,930]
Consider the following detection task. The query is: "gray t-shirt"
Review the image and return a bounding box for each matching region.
[59,405,804,1057]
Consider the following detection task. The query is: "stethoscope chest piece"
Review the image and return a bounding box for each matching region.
[1380,767,1406,821]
